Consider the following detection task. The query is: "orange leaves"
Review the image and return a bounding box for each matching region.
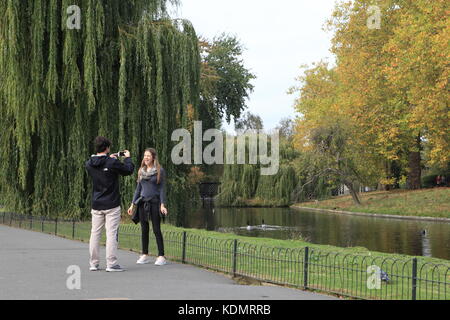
[187,166,205,185]
[291,0,449,179]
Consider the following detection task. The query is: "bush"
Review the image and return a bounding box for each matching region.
[422,175,437,188]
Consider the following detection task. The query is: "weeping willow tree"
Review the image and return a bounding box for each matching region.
[216,136,298,207]
[216,164,259,206]
[118,17,201,222]
[290,174,336,203]
[0,0,201,219]
[217,163,297,207]
[254,166,297,206]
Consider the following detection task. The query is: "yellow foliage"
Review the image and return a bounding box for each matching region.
[291,0,449,185]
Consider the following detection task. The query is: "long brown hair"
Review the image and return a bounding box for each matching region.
[137,148,161,184]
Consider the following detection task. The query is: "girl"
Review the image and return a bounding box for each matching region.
[128,148,168,266]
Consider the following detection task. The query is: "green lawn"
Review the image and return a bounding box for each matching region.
[293,188,450,219]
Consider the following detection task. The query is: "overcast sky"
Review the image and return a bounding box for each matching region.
[174,0,337,132]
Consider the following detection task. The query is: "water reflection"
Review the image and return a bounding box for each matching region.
[169,206,450,260]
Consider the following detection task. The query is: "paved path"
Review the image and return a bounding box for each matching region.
[0,225,337,300]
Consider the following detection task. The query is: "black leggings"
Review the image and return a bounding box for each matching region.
[139,202,164,256]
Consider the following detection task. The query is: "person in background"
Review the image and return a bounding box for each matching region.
[436,175,441,187]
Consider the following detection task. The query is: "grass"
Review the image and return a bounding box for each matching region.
[2,212,449,300]
[293,188,450,219]
[221,197,290,208]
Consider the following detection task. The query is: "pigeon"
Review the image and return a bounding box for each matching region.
[380,270,389,282]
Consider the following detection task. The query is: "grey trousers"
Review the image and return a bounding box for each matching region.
[89,206,121,268]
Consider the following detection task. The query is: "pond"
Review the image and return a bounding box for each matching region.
[170,206,450,260]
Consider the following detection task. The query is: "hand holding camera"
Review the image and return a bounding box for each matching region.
[111,150,131,158]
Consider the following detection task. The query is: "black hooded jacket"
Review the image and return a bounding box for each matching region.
[85,155,135,210]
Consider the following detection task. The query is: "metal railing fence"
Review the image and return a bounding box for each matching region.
[1,211,449,300]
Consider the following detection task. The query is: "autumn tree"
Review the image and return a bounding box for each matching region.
[290,62,380,204]
[384,0,449,172]
[326,0,449,189]
[326,0,414,189]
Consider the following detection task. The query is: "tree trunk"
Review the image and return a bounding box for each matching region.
[344,180,361,205]
[381,160,392,191]
[407,135,422,190]
[391,160,401,189]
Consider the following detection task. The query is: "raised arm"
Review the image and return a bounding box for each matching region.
[110,157,135,176]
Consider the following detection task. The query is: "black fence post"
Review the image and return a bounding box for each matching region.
[55,218,58,235]
[72,219,75,239]
[2,212,5,224]
[412,258,418,300]
[232,239,238,278]
[10,213,13,226]
[19,215,22,229]
[30,215,33,230]
[182,231,187,264]
[41,217,44,232]
[304,247,309,290]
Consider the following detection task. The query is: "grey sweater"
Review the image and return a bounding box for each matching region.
[132,168,167,205]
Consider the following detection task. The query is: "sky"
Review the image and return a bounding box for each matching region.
[173,0,337,133]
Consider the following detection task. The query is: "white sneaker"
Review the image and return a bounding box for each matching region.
[89,264,99,271]
[154,256,167,266]
[105,265,125,272]
[136,255,151,264]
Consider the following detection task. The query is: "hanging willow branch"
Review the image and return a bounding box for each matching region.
[0,1,202,219]
[217,139,298,207]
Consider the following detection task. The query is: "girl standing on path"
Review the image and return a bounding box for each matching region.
[127,148,168,266]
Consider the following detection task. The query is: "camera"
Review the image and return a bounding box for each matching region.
[112,151,126,157]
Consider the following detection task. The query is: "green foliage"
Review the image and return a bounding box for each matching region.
[254,166,297,206]
[200,34,256,125]
[421,170,450,188]
[422,175,438,189]
[217,134,298,207]
[0,1,201,219]
[294,175,335,203]
[234,111,264,132]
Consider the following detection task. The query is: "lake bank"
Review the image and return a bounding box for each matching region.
[292,188,450,219]
[290,206,450,223]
